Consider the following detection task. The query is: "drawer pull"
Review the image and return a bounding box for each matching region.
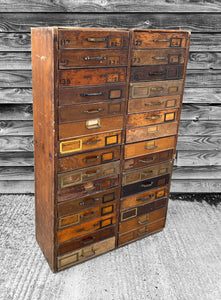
[141,182,153,188]
[84,108,104,114]
[145,143,158,150]
[145,101,164,106]
[81,248,96,258]
[149,71,166,76]
[146,115,162,120]
[83,156,99,163]
[150,87,164,91]
[137,227,149,236]
[86,37,106,42]
[80,92,104,97]
[136,194,154,202]
[138,216,149,225]
[78,223,99,232]
[80,236,96,245]
[84,170,99,178]
[83,139,101,145]
[141,170,153,176]
[79,198,99,206]
[80,211,97,219]
[153,39,170,42]
[86,119,101,129]
[152,56,166,60]
[139,156,156,163]
[84,56,107,61]
[84,185,96,191]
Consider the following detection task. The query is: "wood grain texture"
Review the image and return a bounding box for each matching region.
[177,136,221,150]
[0,152,33,166]
[0,52,31,69]
[181,104,221,121]
[0,121,33,135]
[177,150,221,166]
[0,136,33,151]
[179,121,221,136]
[0,88,32,104]
[0,166,34,180]
[0,104,33,120]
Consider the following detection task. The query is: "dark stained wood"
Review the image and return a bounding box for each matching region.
[0,152,33,166]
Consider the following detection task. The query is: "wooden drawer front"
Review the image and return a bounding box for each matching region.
[57,214,116,243]
[128,95,181,114]
[130,80,183,99]
[58,203,116,229]
[58,226,116,256]
[58,161,120,189]
[123,149,173,171]
[132,49,185,66]
[59,67,126,87]
[133,31,188,49]
[59,49,128,68]
[119,207,167,234]
[120,186,169,210]
[120,198,167,222]
[59,101,125,123]
[59,131,122,156]
[124,135,176,159]
[59,29,129,49]
[126,121,178,143]
[127,109,178,128]
[58,146,121,172]
[59,84,126,105]
[130,65,184,82]
[122,161,171,186]
[58,187,120,215]
[57,236,115,271]
[57,175,119,202]
[121,174,170,198]
[59,115,124,140]
[118,218,165,246]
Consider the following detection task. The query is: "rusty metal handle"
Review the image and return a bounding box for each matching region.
[149,71,166,76]
[80,211,97,219]
[84,185,96,191]
[84,108,104,114]
[141,182,153,188]
[80,92,104,97]
[136,194,154,202]
[138,217,149,225]
[84,170,99,178]
[146,115,162,120]
[81,248,96,258]
[137,227,149,235]
[139,156,156,163]
[83,139,101,145]
[145,101,164,106]
[80,236,96,245]
[152,56,166,60]
[79,198,99,206]
[84,56,106,61]
[83,156,99,163]
[79,222,99,232]
[87,37,106,42]
[153,39,170,42]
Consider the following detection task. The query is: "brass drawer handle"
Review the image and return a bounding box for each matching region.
[79,198,99,206]
[83,139,101,145]
[136,194,154,202]
[81,248,96,258]
[149,71,166,76]
[153,39,170,42]
[150,87,164,91]
[138,217,149,225]
[145,101,164,106]
[80,236,96,245]
[141,182,153,188]
[84,56,107,61]
[83,155,99,163]
[80,211,97,219]
[78,222,99,232]
[86,37,106,42]
[139,156,156,163]
[84,170,99,178]
[80,92,104,97]
[146,115,162,120]
[141,170,153,176]
[86,119,101,130]
[145,143,158,150]
[84,185,96,191]
[84,108,104,114]
[137,227,149,236]
[152,56,166,60]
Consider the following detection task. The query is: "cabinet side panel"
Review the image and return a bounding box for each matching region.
[31,28,56,272]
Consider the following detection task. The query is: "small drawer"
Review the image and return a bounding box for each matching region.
[123,149,173,171]
[118,218,165,246]
[58,225,116,256]
[57,175,119,202]
[59,130,122,156]
[130,65,184,82]
[57,214,116,243]
[128,95,181,114]
[59,29,129,49]
[58,146,121,172]
[124,135,176,159]
[59,49,128,68]
[121,174,170,198]
[59,67,126,87]
[131,49,185,66]
[120,186,169,210]
[59,115,124,140]
[59,101,125,123]
[59,83,126,106]
[130,80,183,99]
[119,207,167,234]
[57,236,115,271]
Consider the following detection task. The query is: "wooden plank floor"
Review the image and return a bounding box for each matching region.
[1,194,220,299]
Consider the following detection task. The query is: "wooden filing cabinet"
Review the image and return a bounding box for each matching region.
[31,27,190,272]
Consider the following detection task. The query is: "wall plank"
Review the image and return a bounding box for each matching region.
[177,150,221,166]
[177,136,221,151]
[181,104,221,121]
[0,121,33,135]
[0,136,33,151]
[0,104,33,120]
[0,152,33,166]
[0,88,32,104]
[0,166,34,180]
[0,52,31,70]
[0,180,34,193]
[170,180,221,193]
[172,166,221,179]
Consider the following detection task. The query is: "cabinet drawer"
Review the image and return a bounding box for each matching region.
[57,175,119,202]
[128,95,181,114]
[57,236,115,271]
[58,161,120,189]
[59,115,124,140]
[59,49,128,68]
[59,131,122,156]
[124,135,176,159]
[126,121,179,143]
[131,49,185,66]
[118,218,165,246]
[57,214,116,243]
[120,186,169,210]
[59,101,125,123]
[59,83,126,105]
[130,80,183,99]
[58,146,121,172]
[58,225,116,256]
[130,65,184,82]
[119,207,167,234]
[59,67,126,87]
[123,149,173,171]
[59,29,129,49]
[121,174,170,198]
[58,187,120,215]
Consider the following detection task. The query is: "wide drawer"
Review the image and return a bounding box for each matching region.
[59,29,129,49]
[59,130,122,156]
[58,225,116,256]
[123,149,173,171]
[128,95,181,114]
[57,236,115,271]
[121,174,170,198]
[124,136,176,159]
[59,49,128,68]
[122,161,172,186]
[58,146,121,172]
[118,218,165,246]
[120,186,169,210]
[58,161,120,189]
[130,80,183,99]
[59,67,126,87]
[59,101,125,123]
